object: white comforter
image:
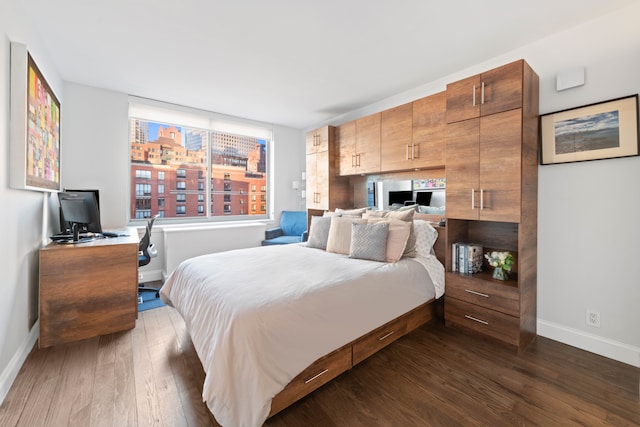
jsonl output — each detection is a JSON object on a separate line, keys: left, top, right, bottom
{"left": 160, "top": 243, "right": 444, "bottom": 427}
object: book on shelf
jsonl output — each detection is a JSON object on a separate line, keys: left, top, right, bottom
{"left": 452, "top": 242, "right": 483, "bottom": 274}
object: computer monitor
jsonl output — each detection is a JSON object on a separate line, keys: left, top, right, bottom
{"left": 415, "top": 191, "right": 433, "bottom": 206}
{"left": 58, "top": 190, "right": 102, "bottom": 242}
{"left": 388, "top": 190, "right": 413, "bottom": 206}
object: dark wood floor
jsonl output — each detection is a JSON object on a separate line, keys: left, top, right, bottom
{"left": 0, "top": 305, "right": 638, "bottom": 426}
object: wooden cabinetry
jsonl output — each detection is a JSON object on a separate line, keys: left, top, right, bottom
{"left": 379, "top": 92, "right": 446, "bottom": 173}
{"left": 39, "top": 230, "right": 139, "bottom": 348}
{"left": 444, "top": 59, "right": 539, "bottom": 352}
{"left": 446, "top": 60, "right": 524, "bottom": 124}
{"left": 306, "top": 126, "right": 349, "bottom": 211}
{"left": 337, "top": 113, "right": 381, "bottom": 175}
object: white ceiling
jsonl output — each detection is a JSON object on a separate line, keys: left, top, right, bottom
{"left": 18, "top": 0, "right": 636, "bottom": 129}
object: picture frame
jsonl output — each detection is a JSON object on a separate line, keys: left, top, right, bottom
{"left": 540, "top": 94, "right": 639, "bottom": 165}
{"left": 10, "top": 42, "right": 61, "bottom": 192}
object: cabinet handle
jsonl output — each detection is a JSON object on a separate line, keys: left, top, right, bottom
{"left": 480, "top": 189, "right": 484, "bottom": 210}
{"left": 378, "top": 331, "right": 394, "bottom": 341}
{"left": 481, "top": 82, "right": 485, "bottom": 105}
{"left": 472, "top": 84, "right": 476, "bottom": 106}
{"left": 465, "top": 315, "right": 488, "bottom": 325}
{"left": 406, "top": 145, "right": 410, "bottom": 160}
{"left": 351, "top": 154, "right": 356, "bottom": 167}
{"left": 471, "top": 189, "right": 475, "bottom": 210}
{"left": 357, "top": 154, "right": 361, "bottom": 167}
{"left": 465, "top": 289, "right": 489, "bottom": 298}
{"left": 412, "top": 144, "right": 418, "bottom": 159}
{"left": 304, "top": 368, "right": 329, "bottom": 384}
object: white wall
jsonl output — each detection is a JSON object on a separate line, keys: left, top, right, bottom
{"left": 0, "top": 0, "right": 66, "bottom": 402}
{"left": 313, "top": 4, "right": 640, "bottom": 366}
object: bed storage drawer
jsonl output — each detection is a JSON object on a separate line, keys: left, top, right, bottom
{"left": 269, "top": 345, "right": 352, "bottom": 416}
{"left": 446, "top": 273, "right": 519, "bottom": 317}
{"left": 445, "top": 298, "right": 519, "bottom": 347}
{"left": 353, "top": 317, "right": 407, "bottom": 365}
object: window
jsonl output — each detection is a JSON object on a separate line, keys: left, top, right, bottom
{"left": 129, "top": 101, "right": 271, "bottom": 222}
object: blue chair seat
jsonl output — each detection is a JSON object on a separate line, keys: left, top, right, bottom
{"left": 262, "top": 210, "right": 307, "bottom": 246}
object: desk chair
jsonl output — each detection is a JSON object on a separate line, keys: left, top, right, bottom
{"left": 138, "top": 215, "right": 160, "bottom": 297}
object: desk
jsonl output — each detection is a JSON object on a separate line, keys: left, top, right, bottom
{"left": 39, "top": 228, "right": 139, "bottom": 348}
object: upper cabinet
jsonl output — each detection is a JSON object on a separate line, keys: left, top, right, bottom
{"left": 446, "top": 60, "right": 524, "bottom": 124}
{"left": 411, "top": 91, "right": 446, "bottom": 169}
{"left": 306, "top": 126, "right": 349, "bottom": 211}
{"left": 445, "top": 59, "right": 537, "bottom": 223}
{"left": 337, "top": 113, "right": 381, "bottom": 175}
{"left": 379, "top": 92, "right": 447, "bottom": 173}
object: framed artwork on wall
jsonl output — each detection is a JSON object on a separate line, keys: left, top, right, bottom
{"left": 540, "top": 94, "right": 639, "bottom": 165}
{"left": 10, "top": 42, "right": 61, "bottom": 192}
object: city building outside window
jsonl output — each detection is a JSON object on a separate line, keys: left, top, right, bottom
{"left": 130, "top": 103, "right": 270, "bottom": 221}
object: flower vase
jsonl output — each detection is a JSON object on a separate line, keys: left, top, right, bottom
{"left": 492, "top": 267, "right": 508, "bottom": 281}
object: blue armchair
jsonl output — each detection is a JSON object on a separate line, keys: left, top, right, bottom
{"left": 262, "top": 210, "right": 308, "bottom": 245}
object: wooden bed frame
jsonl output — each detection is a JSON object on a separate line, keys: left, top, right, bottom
{"left": 268, "top": 220, "right": 446, "bottom": 417}
{"left": 200, "top": 219, "right": 445, "bottom": 424}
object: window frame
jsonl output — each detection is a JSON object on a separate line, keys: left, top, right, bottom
{"left": 129, "top": 99, "right": 272, "bottom": 225}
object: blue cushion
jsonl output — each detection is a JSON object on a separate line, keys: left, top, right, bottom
{"left": 262, "top": 235, "right": 302, "bottom": 245}
{"left": 279, "top": 211, "right": 307, "bottom": 237}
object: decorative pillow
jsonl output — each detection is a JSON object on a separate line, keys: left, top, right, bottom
{"left": 306, "top": 216, "right": 332, "bottom": 250}
{"left": 367, "top": 218, "right": 412, "bottom": 262}
{"left": 334, "top": 207, "right": 369, "bottom": 217}
{"left": 363, "top": 209, "right": 416, "bottom": 257}
{"left": 349, "top": 222, "right": 389, "bottom": 262}
{"left": 326, "top": 216, "right": 367, "bottom": 255}
{"left": 413, "top": 220, "right": 439, "bottom": 257}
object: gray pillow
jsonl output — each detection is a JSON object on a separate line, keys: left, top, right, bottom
{"left": 349, "top": 222, "right": 389, "bottom": 262}
{"left": 307, "top": 216, "right": 331, "bottom": 249}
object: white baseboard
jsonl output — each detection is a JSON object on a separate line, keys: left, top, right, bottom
{"left": 537, "top": 319, "right": 640, "bottom": 368}
{"left": 139, "top": 268, "right": 164, "bottom": 283}
{"left": 0, "top": 321, "right": 39, "bottom": 405}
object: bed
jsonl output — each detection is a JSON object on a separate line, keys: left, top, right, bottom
{"left": 160, "top": 215, "right": 445, "bottom": 427}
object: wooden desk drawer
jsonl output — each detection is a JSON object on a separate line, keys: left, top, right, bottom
{"left": 270, "top": 345, "right": 352, "bottom": 416}
{"left": 446, "top": 273, "right": 519, "bottom": 316}
{"left": 353, "top": 316, "right": 407, "bottom": 365}
{"left": 445, "top": 298, "right": 519, "bottom": 347}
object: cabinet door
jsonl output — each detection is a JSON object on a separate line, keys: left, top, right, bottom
{"left": 446, "top": 74, "right": 481, "bottom": 124}
{"left": 355, "top": 113, "right": 381, "bottom": 174}
{"left": 305, "top": 153, "right": 318, "bottom": 209}
{"left": 380, "top": 103, "right": 413, "bottom": 172}
{"left": 479, "top": 109, "right": 522, "bottom": 222}
{"left": 306, "top": 127, "right": 330, "bottom": 155}
{"left": 445, "top": 118, "right": 480, "bottom": 220}
{"left": 315, "top": 150, "right": 330, "bottom": 210}
{"left": 480, "top": 60, "right": 523, "bottom": 117}
{"left": 412, "top": 92, "right": 446, "bottom": 169}
{"left": 336, "top": 121, "right": 357, "bottom": 176}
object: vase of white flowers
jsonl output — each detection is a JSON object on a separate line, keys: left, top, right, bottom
{"left": 484, "top": 251, "right": 514, "bottom": 281}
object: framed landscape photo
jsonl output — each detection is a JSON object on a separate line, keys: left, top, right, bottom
{"left": 540, "top": 95, "right": 639, "bottom": 165}
{"left": 10, "top": 42, "right": 61, "bottom": 191}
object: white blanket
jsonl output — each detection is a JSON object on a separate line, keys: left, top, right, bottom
{"left": 161, "top": 243, "right": 443, "bottom": 427}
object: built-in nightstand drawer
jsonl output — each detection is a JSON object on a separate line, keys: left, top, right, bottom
{"left": 446, "top": 272, "right": 519, "bottom": 317}
{"left": 445, "top": 298, "right": 519, "bottom": 347}
{"left": 353, "top": 316, "right": 407, "bottom": 365}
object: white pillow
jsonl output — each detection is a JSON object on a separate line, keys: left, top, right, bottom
{"left": 326, "top": 216, "right": 367, "bottom": 255}
{"left": 413, "top": 220, "right": 439, "bottom": 257}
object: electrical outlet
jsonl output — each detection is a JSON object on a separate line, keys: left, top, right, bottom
{"left": 586, "top": 309, "right": 601, "bottom": 328}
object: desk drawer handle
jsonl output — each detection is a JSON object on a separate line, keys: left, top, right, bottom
{"left": 304, "top": 368, "right": 328, "bottom": 384}
{"left": 465, "top": 315, "right": 488, "bottom": 325}
{"left": 378, "top": 331, "right": 395, "bottom": 341}
{"left": 465, "top": 289, "right": 489, "bottom": 298}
